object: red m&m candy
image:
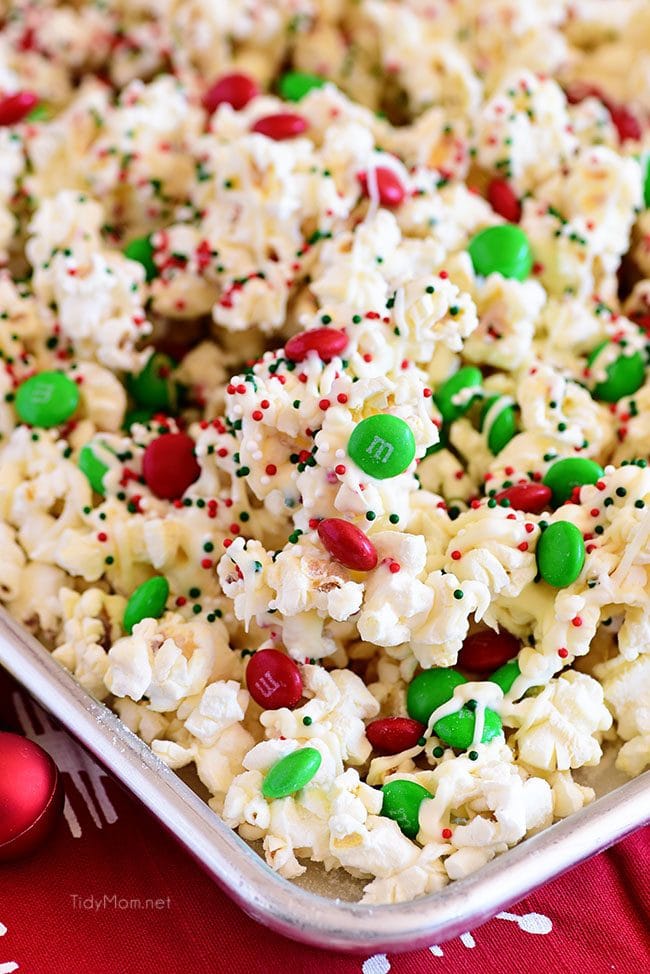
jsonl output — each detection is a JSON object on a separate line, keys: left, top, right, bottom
{"left": 246, "top": 649, "right": 303, "bottom": 709}
{"left": 366, "top": 717, "right": 426, "bottom": 754}
{"left": 0, "top": 732, "right": 64, "bottom": 862}
{"left": 317, "top": 518, "right": 378, "bottom": 571}
{"left": 202, "top": 73, "right": 259, "bottom": 113}
{"left": 357, "top": 167, "right": 406, "bottom": 208}
{"left": 0, "top": 91, "right": 38, "bottom": 126}
{"left": 495, "top": 483, "right": 552, "bottom": 514}
{"left": 487, "top": 178, "right": 521, "bottom": 223}
{"left": 607, "top": 103, "right": 642, "bottom": 143}
{"left": 457, "top": 628, "right": 520, "bottom": 675}
{"left": 251, "top": 113, "right": 308, "bottom": 140}
{"left": 142, "top": 432, "right": 201, "bottom": 500}
{"left": 285, "top": 328, "right": 348, "bottom": 363}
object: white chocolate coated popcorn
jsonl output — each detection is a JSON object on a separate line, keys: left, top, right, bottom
{"left": 0, "top": 0, "right": 648, "bottom": 906}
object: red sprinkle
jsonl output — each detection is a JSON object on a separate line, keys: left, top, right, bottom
{"left": 495, "top": 483, "right": 552, "bottom": 514}
{"left": 202, "top": 73, "right": 259, "bottom": 113}
{"left": 357, "top": 167, "right": 406, "bottom": 208}
{"left": 0, "top": 90, "right": 38, "bottom": 126}
{"left": 487, "top": 178, "right": 522, "bottom": 223}
{"left": 558, "top": 648, "right": 569, "bottom": 659}
{"left": 142, "top": 433, "right": 201, "bottom": 500}
{"left": 458, "top": 628, "right": 520, "bottom": 675}
{"left": 265, "top": 464, "right": 277, "bottom": 476}
{"left": 441, "top": 828, "right": 453, "bottom": 840}
{"left": 366, "top": 717, "right": 426, "bottom": 755}
{"left": 246, "top": 649, "right": 303, "bottom": 710}
{"left": 285, "top": 328, "right": 348, "bottom": 363}
{"left": 317, "top": 518, "right": 378, "bottom": 572}
{"left": 251, "top": 112, "right": 308, "bottom": 140}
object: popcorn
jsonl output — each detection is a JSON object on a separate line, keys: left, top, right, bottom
{"left": 52, "top": 587, "right": 126, "bottom": 699}
{"left": 474, "top": 71, "right": 577, "bottom": 194}
{"left": 504, "top": 671, "right": 613, "bottom": 771}
{"left": 104, "top": 614, "right": 224, "bottom": 712}
{"left": 595, "top": 653, "right": 650, "bottom": 775}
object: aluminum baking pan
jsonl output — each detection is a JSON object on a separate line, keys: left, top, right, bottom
{"left": 0, "top": 606, "right": 647, "bottom": 954}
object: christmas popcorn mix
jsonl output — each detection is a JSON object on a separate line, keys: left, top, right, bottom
{"left": 1, "top": 0, "right": 650, "bottom": 904}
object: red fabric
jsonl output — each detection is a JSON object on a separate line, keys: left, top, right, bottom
{"left": 0, "top": 668, "right": 648, "bottom": 974}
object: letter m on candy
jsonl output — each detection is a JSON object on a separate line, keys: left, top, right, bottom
{"left": 366, "top": 436, "right": 394, "bottom": 463}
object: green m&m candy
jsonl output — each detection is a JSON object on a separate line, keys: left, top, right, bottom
{"left": 635, "top": 154, "right": 650, "bottom": 208}
{"left": 480, "top": 395, "right": 517, "bottom": 455}
{"left": 15, "top": 371, "right": 79, "bottom": 428}
{"left": 26, "top": 103, "right": 50, "bottom": 122}
{"left": 123, "top": 576, "right": 170, "bottom": 633}
{"left": 407, "top": 668, "right": 467, "bottom": 725}
{"left": 381, "top": 779, "right": 433, "bottom": 839}
{"left": 543, "top": 456, "right": 604, "bottom": 505}
{"left": 279, "top": 71, "right": 326, "bottom": 101}
{"left": 434, "top": 366, "right": 483, "bottom": 425}
{"left": 78, "top": 442, "right": 111, "bottom": 495}
{"left": 467, "top": 224, "right": 533, "bottom": 281}
{"left": 489, "top": 659, "right": 521, "bottom": 695}
{"left": 347, "top": 414, "right": 416, "bottom": 479}
{"left": 262, "top": 747, "right": 322, "bottom": 799}
{"left": 536, "top": 520, "right": 585, "bottom": 588}
{"left": 587, "top": 341, "right": 645, "bottom": 402}
{"left": 434, "top": 706, "right": 502, "bottom": 751}
{"left": 123, "top": 235, "right": 157, "bottom": 282}
{"left": 127, "top": 352, "right": 178, "bottom": 411}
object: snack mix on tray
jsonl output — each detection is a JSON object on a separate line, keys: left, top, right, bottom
{"left": 1, "top": 0, "right": 650, "bottom": 903}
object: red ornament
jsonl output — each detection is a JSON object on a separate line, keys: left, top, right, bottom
{"left": 487, "top": 178, "right": 521, "bottom": 223}
{"left": 457, "top": 628, "right": 520, "bottom": 675}
{"left": 285, "top": 328, "right": 348, "bottom": 363}
{"left": 0, "top": 91, "right": 38, "bottom": 127}
{"left": 357, "top": 167, "right": 406, "bottom": 207}
{"left": 142, "top": 432, "right": 201, "bottom": 500}
{"left": 366, "top": 717, "right": 426, "bottom": 754}
{"left": 246, "top": 649, "right": 303, "bottom": 709}
{"left": 495, "top": 483, "right": 552, "bottom": 514}
{"left": 202, "top": 73, "right": 259, "bottom": 114}
{"left": 0, "top": 732, "right": 64, "bottom": 861}
{"left": 251, "top": 113, "right": 308, "bottom": 140}
{"left": 317, "top": 518, "right": 378, "bottom": 571}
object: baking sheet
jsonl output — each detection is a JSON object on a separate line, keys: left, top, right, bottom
{"left": 0, "top": 606, "right": 648, "bottom": 953}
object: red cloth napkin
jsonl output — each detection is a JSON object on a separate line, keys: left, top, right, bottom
{"left": 0, "top": 668, "right": 648, "bottom": 974}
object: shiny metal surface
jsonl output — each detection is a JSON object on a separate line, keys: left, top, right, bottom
{"left": 0, "top": 605, "right": 648, "bottom": 954}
